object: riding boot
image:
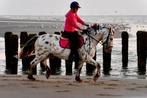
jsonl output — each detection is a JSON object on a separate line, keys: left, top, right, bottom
{"left": 68, "top": 50, "right": 74, "bottom": 62}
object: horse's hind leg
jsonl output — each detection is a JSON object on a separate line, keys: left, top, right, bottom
{"left": 41, "top": 59, "right": 51, "bottom": 79}
{"left": 28, "top": 57, "right": 40, "bottom": 80}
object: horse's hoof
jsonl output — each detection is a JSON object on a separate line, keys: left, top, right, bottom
{"left": 90, "top": 80, "right": 96, "bottom": 84}
{"left": 46, "top": 68, "right": 51, "bottom": 79}
{"left": 46, "top": 71, "right": 50, "bottom": 79}
{"left": 93, "top": 73, "right": 100, "bottom": 82}
{"left": 75, "top": 76, "right": 83, "bottom": 83}
{"left": 27, "top": 75, "right": 36, "bottom": 81}
{"left": 93, "top": 78, "right": 97, "bottom": 83}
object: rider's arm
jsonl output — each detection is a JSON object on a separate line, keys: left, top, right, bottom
{"left": 70, "top": 14, "right": 82, "bottom": 30}
{"left": 76, "top": 15, "right": 89, "bottom": 27}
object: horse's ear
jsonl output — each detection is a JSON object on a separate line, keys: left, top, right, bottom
{"left": 109, "top": 27, "right": 115, "bottom": 35}
{"left": 92, "top": 23, "right": 100, "bottom": 30}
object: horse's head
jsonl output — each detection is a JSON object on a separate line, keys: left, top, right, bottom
{"left": 101, "top": 27, "right": 114, "bottom": 53}
{"left": 83, "top": 24, "right": 114, "bottom": 53}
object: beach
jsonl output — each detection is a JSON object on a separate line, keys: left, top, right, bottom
{"left": 0, "top": 75, "right": 147, "bottom": 98}
{"left": 0, "top": 15, "right": 147, "bottom": 98}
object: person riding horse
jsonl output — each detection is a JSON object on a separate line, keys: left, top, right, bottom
{"left": 63, "top": 1, "right": 89, "bottom": 62}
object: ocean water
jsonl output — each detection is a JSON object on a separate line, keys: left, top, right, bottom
{"left": 0, "top": 37, "right": 141, "bottom": 78}
{"left": 0, "top": 15, "right": 147, "bottom": 79}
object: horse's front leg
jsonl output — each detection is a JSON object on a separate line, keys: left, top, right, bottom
{"left": 86, "top": 56, "right": 101, "bottom": 82}
{"left": 75, "top": 61, "right": 84, "bottom": 82}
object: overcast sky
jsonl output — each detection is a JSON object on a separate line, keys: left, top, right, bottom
{"left": 0, "top": 0, "right": 147, "bottom": 15}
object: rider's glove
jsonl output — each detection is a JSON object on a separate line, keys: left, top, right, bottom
{"left": 84, "top": 23, "right": 89, "bottom": 27}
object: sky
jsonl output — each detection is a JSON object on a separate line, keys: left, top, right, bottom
{"left": 0, "top": 0, "right": 147, "bottom": 15}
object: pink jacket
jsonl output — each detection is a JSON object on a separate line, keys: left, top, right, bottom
{"left": 64, "top": 10, "right": 85, "bottom": 32}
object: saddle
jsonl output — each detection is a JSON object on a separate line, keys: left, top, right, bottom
{"left": 59, "top": 34, "right": 84, "bottom": 49}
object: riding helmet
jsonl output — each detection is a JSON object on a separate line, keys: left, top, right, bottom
{"left": 70, "top": 1, "right": 81, "bottom": 9}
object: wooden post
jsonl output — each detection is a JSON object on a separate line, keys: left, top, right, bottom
{"left": 10, "top": 34, "right": 18, "bottom": 74}
{"left": 65, "top": 60, "right": 73, "bottom": 75}
{"left": 137, "top": 31, "right": 147, "bottom": 75}
{"left": 5, "top": 32, "right": 18, "bottom": 74}
{"left": 103, "top": 47, "right": 111, "bottom": 75}
{"left": 5, "top": 32, "right": 12, "bottom": 72}
{"left": 49, "top": 57, "right": 61, "bottom": 75}
{"left": 20, "top": 33, "right": 37, "bottom": 74}
{"left": 20, "top": 31, "right": 29, "bottom": 72}
{"left": 121, "top": 31, "right": 129, "bottom": 68}
{"left": 48, "top": 31, "right": 61, "bottom": 75}
{"left": 38, "top": 31, "right": 47, "bottom": 72}
{"left": 28, "top": 34, "right": 37, "bottom": 74}
{"left": 86, "top": 52, "right": 96, "bottom": 75}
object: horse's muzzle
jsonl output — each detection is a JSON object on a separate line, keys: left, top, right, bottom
{"left": 104, "top": 46, "right": 113, "bottom": 53}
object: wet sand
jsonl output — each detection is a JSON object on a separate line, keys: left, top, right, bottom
{"left": 0, "top": 75, "right": 147, "bottom": 98}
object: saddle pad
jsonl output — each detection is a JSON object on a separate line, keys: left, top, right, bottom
{"left": 59, "top": 35, "right": 84, "bottom": 49}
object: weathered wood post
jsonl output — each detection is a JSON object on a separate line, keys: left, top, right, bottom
{"left": 20, "top": 33, "right": 37, "bottom": 74}
{"left": 28, "top": 34, "right": 37, "bottom": 74}
{"left": 38, "top": 31, "right": 47, "bottom": 72}
{"left": 5, "top": 32, "right": 12, "bottom": 72}
{"left": 65, "top": 60, "right": 73, "bottom": 75}
{"left": 10, "top": 34, "right": 18, "bottom": 74}
{"left": 121, "top": 31, "right": 129, "bottom": 68}
{"left": 5, "top": 32, "right": 18, "bottom": 74}
{"left": 49, "top": 31, "right": 61, "bottom": 75}
{"left": 50, "top": 57, "right": 61, "bottom": 75}
{"left": 103, "top": 47, "right": 111, "bottom": 75}
{"left": 137, "top": 31, "right": 147, "bottom": 75}
{"left": 86, "top": 52, "right": 96, "bottom": 75}
{"left": 20, "top": 31, "right": 29, "bottom": 72}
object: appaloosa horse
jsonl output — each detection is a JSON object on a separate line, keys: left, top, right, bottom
{"left": 19, "top": 24, "right": 114, "bottom": 82}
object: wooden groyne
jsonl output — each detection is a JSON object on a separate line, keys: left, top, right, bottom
{"left": 137, "top": 31, "right": 147, "bottom": 75}
{"left": 4, "top": 31, "right": 147, "bottom": 75}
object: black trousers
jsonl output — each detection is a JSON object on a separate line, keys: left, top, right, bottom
{"left": 63, "top": 31, "right": 80, "bottom": 62}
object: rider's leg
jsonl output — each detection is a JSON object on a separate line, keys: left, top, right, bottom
{"left": 67, "top": 32, "right": 80, "bottom": 62}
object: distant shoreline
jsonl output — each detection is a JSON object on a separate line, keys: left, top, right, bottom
{"left": 1, "top": 15, "right": 147, "bottom": 37}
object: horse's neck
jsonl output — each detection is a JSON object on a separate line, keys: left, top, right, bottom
{"left": 87, "top": 31, "right": 103, "bottom": 46}
{"left": 83, "top": 35, "right": 97, "bottom": 51}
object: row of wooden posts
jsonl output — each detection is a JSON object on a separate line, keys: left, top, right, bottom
{"left": 4, "top": 31, "right": 147, "bottom": 75}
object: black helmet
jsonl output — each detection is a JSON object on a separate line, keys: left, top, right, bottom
{"left": 70, "top": 1, "right": 81, "bottom": 9}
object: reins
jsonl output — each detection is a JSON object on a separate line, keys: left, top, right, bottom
{"left": 86, "top": 32, "right": 99, "bottom": 43}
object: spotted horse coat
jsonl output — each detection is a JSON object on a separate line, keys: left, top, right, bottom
{"left": 19, "top": 25, "right": 114, "bottom": 82}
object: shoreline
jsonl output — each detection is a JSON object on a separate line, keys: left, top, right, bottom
{"left": 0, "top": 18, "right": 131, "bottom": 38}
{"left": 0, "top": 75, "right": 147, "bottom": 98}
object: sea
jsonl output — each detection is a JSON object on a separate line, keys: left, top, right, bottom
{"left": 0, "top": 15, "right": 147, "bottom": 79}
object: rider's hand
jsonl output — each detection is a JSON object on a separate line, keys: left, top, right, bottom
{"left": 81, "top": 29, "right": 88, "bottom": 34}
{"left": 84, "top": 23, "right": 89, "bottom": 27}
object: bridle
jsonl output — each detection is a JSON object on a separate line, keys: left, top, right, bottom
{"left": 102, "top": 27, "right": 111, "bottom": 48}
{"left": 86, "top": 31, "right": 99, "bottom": 43}
{"left": 85, "top": 26, "right": 112, "bottom": 46}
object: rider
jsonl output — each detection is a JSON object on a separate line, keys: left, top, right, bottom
{"left": 64, "top": 1, "right": 89, "bottom": 62}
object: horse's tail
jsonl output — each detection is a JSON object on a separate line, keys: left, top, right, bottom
{"left": 19, "top": 35, "right": 38, "bottom": 59}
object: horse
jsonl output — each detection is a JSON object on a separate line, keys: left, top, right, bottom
{"left": 19, "top": 24, "right": 114, "bottom": 82}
